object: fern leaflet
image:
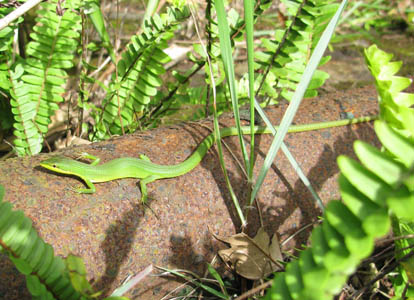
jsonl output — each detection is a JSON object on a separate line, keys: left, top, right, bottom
{"left": 264, "top": 44, "right": 414, "bottom": 300}
{"left": 255, "top": 0, "right": 336, "bottom": 104}
{"left": 9, "top": 0, "right": 81, "bottom": 155}
{"left": 98, "top": 7, "right": 190, "bottom": 136}
{"left": 264, "top": 119, "right": 413, "bottom": 300}
{"left": 0, "top": 184, "right": 131, "bottom": 299}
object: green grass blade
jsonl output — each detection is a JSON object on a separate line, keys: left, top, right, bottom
{"left": 207, "top": 264, "right": 230, "bottom": 298}
{"left": 157, "top": 267, "right": 229, "bottom": 299}
{"left": 214, "top": 0, "right": 249, "bottom": 169}
{"left": 244, "top": 0, "right": 255, "bottom": 179}
{"left": 190, "top": 2, "right": 246, "bottom": 226}
{"left": 111, "top": 265, "right": 153, "bottom": 296}
{"left": 249, "top": 0, "right": 349, "bottom": 206}
{"left": 86, "top": 0, "right": 116, "bottom": 63}
{"left": 254, "top": 102, "right": 324, "bottom": 211}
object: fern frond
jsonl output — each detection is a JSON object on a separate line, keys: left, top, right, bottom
{"left": 264, "top": 120, "right": 414, "bottom": 300}
{"left": 364, "top": 44, "right": 414, "bottom": 138}
{"left": 364, "top": 44, "right": 414, "bottom": 296}
{"left": 264, "top": 44, "right": 414, "bottom": 300}
{"left": 0, "top": 184, "right": 132, "bottom": 299}
{"left": 0, "top": 187, "right": 88, "bottom": 299}
{"left": 9, "top": 68, "right": 43, "bottom": 154}
{"left": 149, "top": 0, "right": 273, "bottom": 122}
{"left": 0, "top": 6, "right": 23, "bottom": 132}
{"left": 255, "top": 0, "right": 336, "bottom": 103}
{"left": 0, "top": 7, "right": 15, "bottom": 58}
{"left": 10, "top": 0, "right": 81, "bottom": 155}
{"left": 99, "top": 6, "right": 190, "bottom": 135}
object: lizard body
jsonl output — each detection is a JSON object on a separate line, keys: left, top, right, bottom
{"left": 39, "top": 116, "right": 376, "bottom": 202}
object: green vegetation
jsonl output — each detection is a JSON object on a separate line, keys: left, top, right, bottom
{"left": 0, "top": 0, "right": 413, "bottom": 299}
{"left": 0, "top": 185, "right": 130, "bottom": 299}
{"left": 264, "top": 44, "right": 414, "bottom": 300}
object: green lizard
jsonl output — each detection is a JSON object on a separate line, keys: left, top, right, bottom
{"left": 39, "top": 116, "right": 376, "bottom": 203}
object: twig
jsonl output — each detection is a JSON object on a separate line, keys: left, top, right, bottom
{"left": 350, "top": 250, "right": 414, "bottom": 299}
{"left": 234, "top": 280, "right": 273, "bottom": 300}
{"left": 0, "top": 0, "right": 43, "bottom": 31}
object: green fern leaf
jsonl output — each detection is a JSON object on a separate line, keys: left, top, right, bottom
{"left": 0, "top": 6, "right": 23, "bottom": 132}
{"left": 365, "top": 44, "right": 414, "bottom": 138}
{"left": 0, "top": 186, "right": 88, "bottom": 299}
{"left": 99, "top": 7, "right": 190, "bottom": 135}
{"left": 338, "top": 175, "right": 390, "bottom": 237}
{"left": 255, "top": 0, "right": 335, "bottom": 103}
{"left": 264, "top": 44, "right": 414, "bottom": 300}
{"left": 9, "top": 0, "right": 81, "bottom": 155}
{"left": 265, "top": 121, "right": 414, "bottom": 299}
{"left": 9, "top": 69, "right": 43, "bottom": 155}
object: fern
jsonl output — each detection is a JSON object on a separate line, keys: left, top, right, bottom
{"left": 155, "top": 0, "right": 274, "bottom": 123}
{"left": 0, "top": 185, "right": 89, "bottom": 300}
{"left": 264, "top": 45, "right": 414, "bottom": 299}
{"left": 8, "top": 0, "right": 81, "bottom": 156}
{"left": 364, "top": 44, "right": 414, "bottom": 297}
{"left": 0, "top": 5, "right": 19, "bottom": 132}
{"left": 97, "top": 7, "right": 190, "bottom": 137}
{"left": 264, "top": 120, "right": 413, "bottom": 300}
{"left": 0, "top": 5, "right": 15, "bottom": 75}
{"left": 364, "top": 44, "right": 414, "bottom": 139}
{"left": 0, "top": 184, "right": 130, "bottom": 299}
{"left": 254, "top": 0, "right": 336, "bottom": 104}
{"left": 154, "top": 0, "right": 334, "bottom": 122}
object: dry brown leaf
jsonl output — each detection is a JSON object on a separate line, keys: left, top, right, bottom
{"left": 216, "top": 227, "right": 283, "bottom": 280}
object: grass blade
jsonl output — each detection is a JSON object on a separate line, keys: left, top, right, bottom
{"left": 157, "top": 267, "right": 229, "bottom": 299}
{"left": 253, "top": 102, "right": 324, "bottom": 211}
{"left": 86, "top": 0, "right": 116, "bottom": 63}
{"left": 190, "top": 3, "right": 246, "bottom": 226}
{"left": 244, "top": 0, "right": 255, "bottom": 179}
{"left": 249, "top": 0, "right": 349, "bottom": 206}
{"left": 207, "top": 264, "right": 230, "bottom": 298}
{"left": 214, "top": 0, "right": 249, "bottom": 170}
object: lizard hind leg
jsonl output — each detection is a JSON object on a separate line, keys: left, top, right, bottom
{"left": 139, "top": 175, "right": 160, "bottom": 204}
{"left": 139, "top": 154, "right": 152, "bottom": 162}
{"left": 77, "top": 152, "right": 101, "bottom": 166}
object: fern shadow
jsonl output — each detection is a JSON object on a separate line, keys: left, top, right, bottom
{"left": 165, "top": 230, "right": 240, "bottom": 294}
{"left": 168, "top": 233, "right": 209, "bottom": 274}
{"left": 92, "top": 201, "right": 145, "bottom": 296}
{"left": 172, "top": 121, "right": 377, "bottom": 252}
{"left": 0, "top": 253, "right": 32, "bottom": 299}
{"left": 260, "top": 123, "right": 378, "bottom": 251}
{"left": 180, "top": 121, "right": 266, "bottom": 231}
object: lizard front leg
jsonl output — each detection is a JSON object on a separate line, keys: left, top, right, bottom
{"left": 139, "top": 175, "right": 161, "bottom": 204}
{"left": 73, "top": 176, "right": 96, "bottom": 194}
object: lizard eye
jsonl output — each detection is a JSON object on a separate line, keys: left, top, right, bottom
{"left": 53, "top": 164, "right": 57, "bottom": 168}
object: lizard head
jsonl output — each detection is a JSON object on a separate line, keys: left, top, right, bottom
{"left": 39, "top": 155, "right": 81, "bottom": 175}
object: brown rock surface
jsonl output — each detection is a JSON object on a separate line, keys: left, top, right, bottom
{"left": 0, "top": 86, "right": 379, "bottom": 299}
